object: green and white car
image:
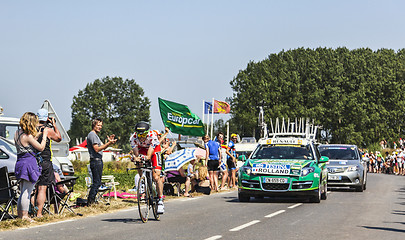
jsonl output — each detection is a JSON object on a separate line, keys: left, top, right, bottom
{"left": 238, "top": 137, "right": 329, "bottom": 203}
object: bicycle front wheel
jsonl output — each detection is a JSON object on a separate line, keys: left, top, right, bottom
{"left": 137, "top": 175, "right": 150, "bottom": 223}
{"left": 151, "top": 181, "right": 160, "bottom": 221}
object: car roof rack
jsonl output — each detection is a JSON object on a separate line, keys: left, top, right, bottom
{"left": 267, "top": 118, "right": 320, "bottom": 142}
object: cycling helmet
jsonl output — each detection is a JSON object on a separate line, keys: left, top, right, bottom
{"left": 135, "top": 121, "right": 150, "bottom": 135}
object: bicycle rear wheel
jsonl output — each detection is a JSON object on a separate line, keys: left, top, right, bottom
{"left": 151, "top": 181, "right": 160, "bottom": 221}
{"left": 137, "top": 175, "right": 150, "bottom": 223}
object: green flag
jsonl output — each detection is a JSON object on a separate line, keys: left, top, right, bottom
{"left": 158, "top": 98, "right": 205, "bottom": 136}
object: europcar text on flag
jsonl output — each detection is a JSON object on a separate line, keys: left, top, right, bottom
{"left": 159, "top": 98, "right": 205, "bottom": 136}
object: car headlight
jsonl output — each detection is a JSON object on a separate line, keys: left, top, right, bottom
{"left": 301, "top": 167, "right": 315, "bottom": 176}
{"left": 241, "top": 165, "right": 252, "bottom": 175}
{"left": 347, "top": 166, "right": 359, "bottom": 172}
{"left": 61, "top": 163, "right": 70, "bottom": 172}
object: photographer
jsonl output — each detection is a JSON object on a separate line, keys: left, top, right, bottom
{"left": 35, "top": 108, "right": 62, "bottom": 217}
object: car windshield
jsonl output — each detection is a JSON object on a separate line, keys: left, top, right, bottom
{"left": 318, "top": 146, "right": 358, "bottom": 160}
{"left": 0, "top": 137, "right": 17, "bottom": 154}
{"left": 251, "top": 145, "right": 314, "bottom": 160}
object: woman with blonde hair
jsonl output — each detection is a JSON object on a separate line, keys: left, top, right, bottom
{"left": 14, "top": 112, "right": 48, "bottom": 222}
{"left": 194, "top": 166, "right": 211, "bottom": 195}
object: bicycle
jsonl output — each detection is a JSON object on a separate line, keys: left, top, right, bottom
{"left": 134, "top": 160, "right": 161, "bottom": 223}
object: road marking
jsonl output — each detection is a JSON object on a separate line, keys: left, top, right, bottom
{"left": 288, "top": 203, "right": 303, "bottom": 209}
{"left": 265, "top": 210, "right": 286, "bottom": 218}
{"left": 17, "top": 219, "right": 75, "bottom": 230}
{"left": 205, "top": 235, "right": 222, "bottom": 240}
{"left": 181, "top": 197, "right": 201, "bottom": 201}
{"left": 229, "top": 220, "right": 260, "bottom": 232}
{"left": 120, "top": 207, "right": 137, "bottom": 212}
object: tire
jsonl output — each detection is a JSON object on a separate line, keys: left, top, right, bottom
{"left": 310, "top": 181, "right": 321, "bottom": 203}
{"left": 238, "top": 192, "right": 250, "bottom": 202}
{"left": 137, "top": 175, "right": 150, "bottom": 223}
{"left": 363, "top": 174, "right": 367, "bottom": 191}
{"left": 321, "top": 182, "right": 327, "bottom": 200}
{"left": 355, "top": 185, "right": 364, "bottom": 192}
{"left": 151, "top": 181, "right": 160, "bottom": 221}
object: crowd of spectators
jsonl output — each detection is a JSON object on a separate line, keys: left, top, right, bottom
{"left": 365, "top": 138, "right": 405, "bottom": 176}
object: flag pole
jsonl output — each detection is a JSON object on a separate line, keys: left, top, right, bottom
{"left": 211, "top": 98, "right": 214, "bottom": 139}
{"left": 202, "top": 100, "right": 205, "bottom": 126}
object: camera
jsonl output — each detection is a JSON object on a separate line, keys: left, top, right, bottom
{"left": 46, "top": 117, "right": 55, "bottom": 128}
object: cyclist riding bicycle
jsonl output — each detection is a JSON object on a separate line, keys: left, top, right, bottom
{"left": 130, "top": 122, "right": 165, "bottom": 214}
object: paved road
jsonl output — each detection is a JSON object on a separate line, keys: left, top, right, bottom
{"left": 1, "top": 173, "right": 404, "bottom": 240}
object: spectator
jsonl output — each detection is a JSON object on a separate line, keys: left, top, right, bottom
{"left": 34, "top": 108, "right": 62, "bottom": 218}
{"left": 166, "top": 168, "right": 192, "bottom": 197}
{"left": 226, "top": 133, "right": 238, "bottom": 189}
{"left": 215, "top": 132, "right": 228, "bottom": 190}
{"left": 203, "top": 135, "right": 221, "bottom": 192}
{"left": 193, "top": 166, "right": 211, "bottom": 195}
{"left": 14, "top": 112, "right": 48, "bottom": 222}
{"left": 87, "top": 118, "right": 117, "bottom": 205}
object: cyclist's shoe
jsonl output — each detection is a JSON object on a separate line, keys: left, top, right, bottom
{"left": 157, "top": 200, "right": 165, "bottom": 214}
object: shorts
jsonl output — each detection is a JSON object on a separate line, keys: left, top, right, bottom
{"left": 139, "top": 145, "right": 162, "bottom": 170}
{"left": 207, "top": 160, "right": 220, "bottom": 171}
{"left": 398, "top": 161, "right": 404, "bottom": 169}
{"left": 37, "top": 160, "right": 55, "bottom": 186}
{"left": 227, "top": 159, "right": 236, "bottom": 170}
{"left": 167, "top": 176, "right": 187, "bottom": 184}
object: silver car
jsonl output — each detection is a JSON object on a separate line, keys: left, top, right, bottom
{"left": 318, "top": 144, "right": 367, "bottom": 192}
{"left": 0, "top": 136, "right": 17, "bottom": 174}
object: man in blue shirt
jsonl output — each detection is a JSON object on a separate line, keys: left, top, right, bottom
{"left": 203, "top": 135, "right": 221, "bottom": 192}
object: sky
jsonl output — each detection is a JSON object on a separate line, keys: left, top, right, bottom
{"left": 1, "top": 1, "right": 405, "bottom": 136}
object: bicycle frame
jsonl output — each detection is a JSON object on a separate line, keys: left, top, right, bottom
{"left": 135, "top": 161, "right": 160, "bottom": 223}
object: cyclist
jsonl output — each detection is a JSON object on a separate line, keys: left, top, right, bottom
{"left": 130, "top": 122, "right": 165, "bottom": 214}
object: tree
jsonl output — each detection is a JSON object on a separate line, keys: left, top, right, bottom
{"left": 229, "top": 47, "right": 405, "bottom": 147}
{"left": 68, "top": 76, "right": 151, "bottom": 152}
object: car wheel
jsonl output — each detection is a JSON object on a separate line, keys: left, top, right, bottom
{"left": 321, "top": 182, "right": 327, "bottom": 200}
{"left": 363, "top": 175, "right": 367, "bottom": 191}
{"left": 310, "top": 182, "right": 321, "bottom": 203}
{"left": 238, "top": 192, "right": 250, "bottom": 202}
{"left": 355, "top": 185, "right": 364, "bottom": 192}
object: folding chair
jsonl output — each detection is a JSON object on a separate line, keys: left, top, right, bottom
{"left": 43, "top": 177, "right": 82, "bottom": 216}
{"left": 0, "top": 166, "right": 18, "bottom": 221}
{"left": 86, "top": 165, "right": 112, "bottom": 204}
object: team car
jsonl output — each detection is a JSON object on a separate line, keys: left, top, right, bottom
{"left": 238, "top": 119, "right": 329, "bottom": 203}
{"left": 318, "top": 144, "right": 367, "bottom": 192}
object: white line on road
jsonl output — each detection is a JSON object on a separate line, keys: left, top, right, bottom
{"left": 288, "top": 203, "right": 303, "bottom": 209}
{"left": 229, "top": 220, "right": 260, "bottom": 232}
{"left": 205, "top": 235, "right": 222, "bottom": 240}
{"left": 265, "top": 210, "right": 286, "bottom": 218}
{"left": 181, "top": 197, "right": 201, "bottom": 201}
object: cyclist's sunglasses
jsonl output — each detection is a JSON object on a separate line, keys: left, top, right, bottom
{"left": 138, "top": 131, "right": 148, "bottom": 138}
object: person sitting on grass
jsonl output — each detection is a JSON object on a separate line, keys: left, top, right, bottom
{"left": 166, "top": 167, "right": 192, "bottom": 197}
{"left": 193, "top": 166, "right": 211, "bottom": 195}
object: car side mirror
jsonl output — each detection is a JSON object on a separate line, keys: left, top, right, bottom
{"left": 238, "top": 155, "right": 247, "bottom": 161}
{"left": 319, "top": 156, "right": 329, "bottom": 163}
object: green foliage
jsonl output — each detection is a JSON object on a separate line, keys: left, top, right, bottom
{"left": 72, "top": 160, "right": 138, "bottom": 191}
{"left": 230, "top": 47, "right": 405, "bottom": 146}
{"left": 68, "top": 76, "right": 151, "bottom": 152}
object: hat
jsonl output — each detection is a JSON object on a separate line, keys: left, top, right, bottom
{"left": 37, "top": 108, "right": 48, "bottom": 122}
{"left": 231, "top": 134, "right": 237, "bottom": 138}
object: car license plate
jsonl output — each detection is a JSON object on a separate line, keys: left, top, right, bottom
{"left": 328, "top": 175, "right": 341, "bottom": 180}
{"left": 264, "top": 177, "right": 288, "bottom": 183}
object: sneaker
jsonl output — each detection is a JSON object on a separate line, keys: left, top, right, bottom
{"left": 157, "top": 200, "right": 165, "bottom": 214}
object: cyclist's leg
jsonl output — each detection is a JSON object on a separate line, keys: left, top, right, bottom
{"left": 152, "top": 169, "right": 163, "bottom": 198}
